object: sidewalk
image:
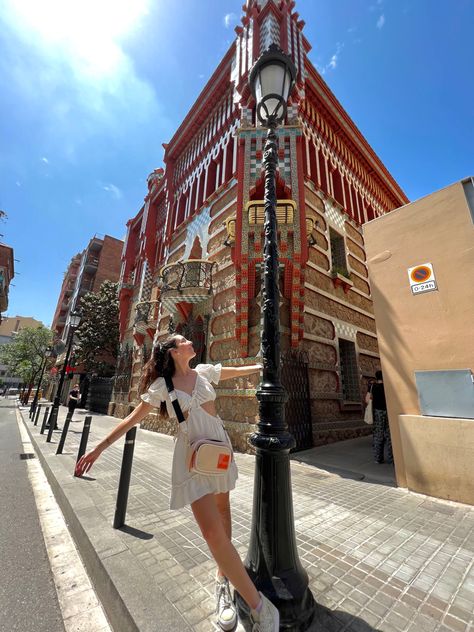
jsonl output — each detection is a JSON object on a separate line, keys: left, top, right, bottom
{"left": 20, "top": 404, "right": 474, "bottom": 632}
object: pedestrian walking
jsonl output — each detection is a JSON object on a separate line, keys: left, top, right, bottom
{"left": 68, "top": 385, "right": 80, "bottom": 416}
{"left": 75, "top": 334, "right": 280, "bottom": 631}
{"left": 365, "top": 370, "right": 393, "bottom": 464}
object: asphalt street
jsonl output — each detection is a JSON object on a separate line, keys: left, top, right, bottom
{"left": 0, "top": 398, "right": 65, "bottom": 632}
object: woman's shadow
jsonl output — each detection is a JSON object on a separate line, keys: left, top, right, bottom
{"left": 307, "top": 603, "right": 381, "bottom": 632}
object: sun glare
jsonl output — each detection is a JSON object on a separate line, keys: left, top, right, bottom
{"left": 6, "top": 0, "right": 149, "bottom": 74}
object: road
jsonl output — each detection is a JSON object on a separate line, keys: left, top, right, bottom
{"left": 0, "top": 398, "right": 65, "bottom": 632}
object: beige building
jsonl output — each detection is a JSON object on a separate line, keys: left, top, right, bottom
{"left": 0, "top": 315, "right": 44, "bottom": 386}
{"left": 0, "top": 315, "right": 43, "bottom": 339}
{"left": 364, "top": 177, "right": 474, "bottom": 505}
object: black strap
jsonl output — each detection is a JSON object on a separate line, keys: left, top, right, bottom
{"left": 164, "top": 375, "right": 186, "bottom": 424}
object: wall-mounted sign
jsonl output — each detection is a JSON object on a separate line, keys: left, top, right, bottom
{"left": 408, "top": 263, "right": 438, "bottom": 295}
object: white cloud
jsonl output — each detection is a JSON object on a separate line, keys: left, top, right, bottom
{"left": 103, "top": 183, "right": 123, "bottom": 199}
{"left": 0, "top": 0, "right": 167, "bottom": 157}
{"left": 41, "top": 156, "right": 49, "bottom": 164}
{"left": 319, "top": 42, "right": 344, "bottom": 75}
{"left": 224, "top": 13, "right": 237, "bottom": 28}
{"left": 377, "top": 14, "right": 386, "bottom": 29}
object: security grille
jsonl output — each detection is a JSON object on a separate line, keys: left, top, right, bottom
{"left": 281, "top": 350, "right": 313, "bottom": 452}
{"left": 330, "top": 228, "right": 348, "bottom": 273}
{"left": 338, "top": 339, "right": 360, "bottom": 402}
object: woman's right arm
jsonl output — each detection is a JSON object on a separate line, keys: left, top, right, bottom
{"left": 75, "top": 401, "right": 154, "bottom": 476}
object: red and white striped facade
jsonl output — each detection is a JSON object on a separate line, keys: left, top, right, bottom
{"left": 112, "top": 0, "right": 408, "bottom": 450}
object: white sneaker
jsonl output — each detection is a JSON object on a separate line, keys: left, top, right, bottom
{"left": 215, "top": 577, "right": 237, "bottom": 631}
{"left": 250, "top": 592, "right": 280, "bottom": 631}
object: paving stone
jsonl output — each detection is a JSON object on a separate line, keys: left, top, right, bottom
{"left": 21, "top": 406, "right": 474, "bottom": 632}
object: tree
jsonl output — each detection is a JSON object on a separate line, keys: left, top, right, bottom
{"left": 75, "top": 280, "right": 119, "bottom": 376}
{"left": 0, "top": 326, "right": 53, "bottom": 399}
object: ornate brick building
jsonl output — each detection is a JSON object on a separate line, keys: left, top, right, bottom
{"left": 110, "top": 0, "right": 408, "bottom": 451}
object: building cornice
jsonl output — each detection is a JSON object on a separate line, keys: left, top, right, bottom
{"left": 304, "top": 60, "right": 408, "bottom": 206}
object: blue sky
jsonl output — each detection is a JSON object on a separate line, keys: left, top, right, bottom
{"left": 0, "top": 0, "right": 472, "bottom": 327}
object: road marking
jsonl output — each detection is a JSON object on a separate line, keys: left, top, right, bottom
{"left": 16, "top": 408, "right": 112, "bottom": 632}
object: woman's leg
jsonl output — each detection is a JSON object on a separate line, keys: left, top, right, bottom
{"left": 372, "top": 409, "right": 384, "bottom": 462}
{"left": 215, "top": 492, "right": 232, "bottom": 579}
{"left": 191, "top": 493, "right": 260, "bottom": 610}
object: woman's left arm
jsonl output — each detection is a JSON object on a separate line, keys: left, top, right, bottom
{"left": 220, "top": 365, "right": 262, "bottom": 381}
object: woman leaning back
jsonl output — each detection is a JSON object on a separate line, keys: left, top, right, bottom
{"left": 75, "top": 334, "right": 280, "bottom": 632}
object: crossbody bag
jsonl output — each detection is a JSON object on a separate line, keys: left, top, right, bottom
{"left": 164, "top": 375, "right": 233, "bottom": 476}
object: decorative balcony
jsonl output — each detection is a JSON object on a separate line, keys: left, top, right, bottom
{"left": 84, "top": 256, "right": 99, "bottom": 273}
{"left": 159, "top": 259, "right": 215, "bottom": 311}
{"left": 247, "top": 199, "right": 296, "bottom": 225}
{"left": 78, "top": 279, "right": 94, "bottom": 295}
{"left": 133, "top": 300, "right": 159, "bottom": 337}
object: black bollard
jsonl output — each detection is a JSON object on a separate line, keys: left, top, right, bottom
{"left": 39, "top": 407, "right": 50, "bottom": 433}
{"left": 113, "top": 426, "right": 137, "bottom": 529}
{"left": 33, "top": 404, "right": 42, "bottom": 426}
{"left": 75, "top": 415, "right": 92, "bottom": 467}
{"left": 46, "top": 407, "right": 59, "bottom": 443}
{"left": 56, "top": 411, "right": 74, "bottom": 455}
{"left": 29, "top": 400, "right": 35, "bottom": 419}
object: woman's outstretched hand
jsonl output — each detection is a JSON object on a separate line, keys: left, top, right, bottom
{"left": 75, "top": 446, "right": 103, "bottom": 477}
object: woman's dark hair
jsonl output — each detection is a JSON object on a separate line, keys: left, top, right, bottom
{"left": 139, "top": 335, "right": 178, "bottom": 419}
{"left": 375, "top": 370, "right": 383, "bottom": 381}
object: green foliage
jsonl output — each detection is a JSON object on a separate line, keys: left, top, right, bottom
{"left": 0, "top": 325, "right": 53, "bottom": 384}
{"left": 75, "top": 280, "right": 119, "bottom": 376}
{"left": 332, "top": 265, "right": 350, "bottom": 279}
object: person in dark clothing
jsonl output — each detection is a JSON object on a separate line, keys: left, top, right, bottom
{"left": 68, "top": 386, "right": 80, "bottom": 416}
{"left": 365, "top": 370, "right": 393, "bottom": 464}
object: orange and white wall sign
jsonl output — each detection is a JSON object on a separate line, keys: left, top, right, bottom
{"left": 407, "top": 262, "right": 438, "bottom": 295}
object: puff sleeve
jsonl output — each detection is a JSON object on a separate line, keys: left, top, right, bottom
{"left": 140, "top": 377, "right": 167, "bottom": 408}
{"left": 195, "top": 363, "right": 222, "bottom": 384}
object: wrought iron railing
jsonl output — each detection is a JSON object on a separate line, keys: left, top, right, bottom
{"left": 133, "top": 300, "right": 159, "bottom": 327}
{"left": 160, "top": 259, "right": 215, "bottom": 294}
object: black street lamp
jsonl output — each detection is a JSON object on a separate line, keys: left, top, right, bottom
{"left": 29, "top": 345, "right": 54, "bottom": 417}
{"left": 47, "top": 311, "right": 81, "bottom": 438}
{"left": 235, "top": 45, "right": 317, "bottom": 629}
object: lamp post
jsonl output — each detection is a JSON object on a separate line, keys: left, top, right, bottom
{"left": 47, "top": 311, "right": 81, "bottom": 434}
{"left": 235, "top": 45, "right": 317, "bottom": 629}
{"left": 30, "top": 345, "right": 54, "bottom": 417}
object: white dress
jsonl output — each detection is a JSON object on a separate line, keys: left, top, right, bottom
{"left": 140, "top": 363, "right": 238, "bottom": 510}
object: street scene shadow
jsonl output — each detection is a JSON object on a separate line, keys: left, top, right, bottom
{"left": 292, "top": 436, "right": 396, "bottom": 487}
{"left": 312, "top": 603, "right": 381, "bottom": 632}
{"left": 118, "top": 524, "right": 154, "bottom": 540}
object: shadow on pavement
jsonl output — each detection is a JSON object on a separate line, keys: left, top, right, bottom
{"left": 118, "top": 524, "right": 154, "bottom": 540}
{"left": 313, "top": 603, "right": 381, "bottom": 631}
{"left": 292, "top": 436, "right": 396, "bottom": 487}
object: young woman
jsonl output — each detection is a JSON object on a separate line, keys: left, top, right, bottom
{"left": 68, "top": 385, "right": 80, "bottom": 415}
{"left": 75, "top": 334, "right": 280, "bottom": 631}
{"left": 365, "top": 369, "right": 393, "bottom": 464}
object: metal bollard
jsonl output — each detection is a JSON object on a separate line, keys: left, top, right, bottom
{"left": 33, "top": 404, "right": 42, "bottom": 426}
{"left": 46, "top": 407, "right": 60, "bottom": 443}
{"left": 56, "top": 411, "right": 73, "bottom": 455}
{"left": 113, "top": 426, "right": 137, "bottom": 529}
{"left": 29, "top": 400, "right": 35, "bottom": 419}
{"left": 39, "top": 407, "right": 50, "bottom": 433}
{"left": 75, "top": 415, "right": 92, "bottom": 467}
